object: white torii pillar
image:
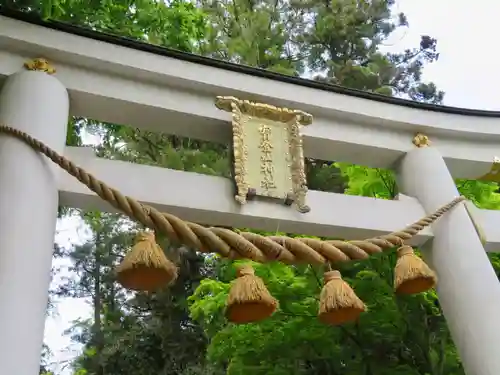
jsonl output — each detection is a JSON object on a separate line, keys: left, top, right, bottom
{"left": 397, "top": 136, "right": 500, "bottom": 375}
{"left": 0, "top": 60, "right": 69, "bottom": 374}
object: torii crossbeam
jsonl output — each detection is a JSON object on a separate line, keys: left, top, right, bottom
{"left": 1, "top": 11, "right": 500, "bottom": 375}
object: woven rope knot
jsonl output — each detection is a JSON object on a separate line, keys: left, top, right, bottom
{"left": 397, "top": 245, "right": 414, "bottom": 258}
{"left": 237, "top": 265, "right": 255, "bottom": 277}
{"left": 136, "top": 231, "right": 155, "bottom": 242}
{"left": 324, "top": 270, "right": 341, "bottom": 283}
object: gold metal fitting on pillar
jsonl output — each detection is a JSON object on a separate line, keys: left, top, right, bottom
{"left": 478, "top": 156, "right": 500, "bottom": 183}
{"left": 24, "top": 58, "right": 56, "bottom": 75}
{"left": 412, "top": 133, "right": 431, "bottom": 148}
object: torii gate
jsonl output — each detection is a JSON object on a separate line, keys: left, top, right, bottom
{"left": 2, "top": 10, "right": 500, "bottom": 375}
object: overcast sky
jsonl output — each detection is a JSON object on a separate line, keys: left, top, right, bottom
{"left": 44, "top": 1, "right": 500, "bottom": 373}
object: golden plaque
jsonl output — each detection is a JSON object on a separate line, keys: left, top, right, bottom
{"left": 215, "top": 96, "right": 312, "bottom": 213}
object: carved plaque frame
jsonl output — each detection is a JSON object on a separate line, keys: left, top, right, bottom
{"left": 215, "top": 96, "right": 313, "bottom": 213}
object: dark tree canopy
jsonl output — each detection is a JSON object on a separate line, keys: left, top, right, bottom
{"left": 2, "top": 1, "right": 497, "bottom": 374}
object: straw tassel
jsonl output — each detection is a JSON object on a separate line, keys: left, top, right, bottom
{"left": 116, "top": 231, "right": 178, "bottom": 292}
{"left": 394, "top": 245, "right": 437, "bottom": 295}
{"left": 226, "top": 264, "right": 278, "bottom": 324}
{"left": 318, "top": 270, "right": 366, "bottom": 326}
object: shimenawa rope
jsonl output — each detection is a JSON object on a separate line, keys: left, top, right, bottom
{"left": 0, "top": 124, "right": 465, "bottom": 265}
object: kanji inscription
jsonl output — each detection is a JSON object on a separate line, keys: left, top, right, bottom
{"left": 215, "top": 96, "right": 312, "bottom": 213}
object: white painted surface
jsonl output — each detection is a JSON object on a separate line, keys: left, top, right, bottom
{"left": 0, "top": 70, "right": 69, "bottom": 374}
{"left": 476, "top": 208, "right": 500, "bottom": 251}
{"left": 58, "top": 147, "right": 431, "bottom": 243}
{"left": 397, "top": 147, "right": 500, "bottom": 375}
{"left": 57, "top": 147, "right": 500, "bottom": 250}
{"left": 1, "top": 16, "right": 500, "bottom": 178}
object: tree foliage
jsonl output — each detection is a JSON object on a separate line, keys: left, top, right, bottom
{"left": 2, "top": 0, "right": 498, "bottom": 374}
{"left": 190, "top": 258, "right": 463, "bottom": 375}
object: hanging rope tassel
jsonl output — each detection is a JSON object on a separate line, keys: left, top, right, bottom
{"left": 394, "top": 245, "right": 437, "bottom": 294}
{"left": 116, "top": 231, "right": 178, "bottom": 292}
{"left": 318, "top": 270, "right": 366, "bottom": 325}
{"left": 226, "top": 264, "right": 278, "bottom": 324}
